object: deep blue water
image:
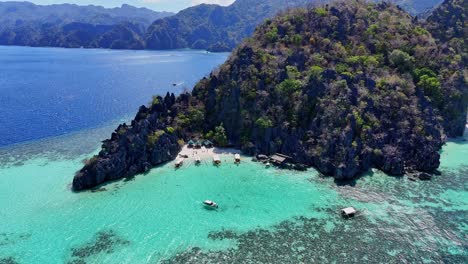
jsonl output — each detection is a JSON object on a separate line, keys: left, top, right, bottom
{"left": 0, "top": 46, "right": 228, "bottom": 147}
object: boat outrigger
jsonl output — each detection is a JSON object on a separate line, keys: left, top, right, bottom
{"left": 203, "top": 200, "right": 218, "bottom": 209}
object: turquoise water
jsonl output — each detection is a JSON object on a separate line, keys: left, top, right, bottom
{"left": 0, "top": 46, "right": 466, "bottom": 263}
{"left": 0, "top": 125, "right": 466, "bottom": 263}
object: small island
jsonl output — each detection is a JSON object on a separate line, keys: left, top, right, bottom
{"left": 73, "top": 0, "right": 467, "bottom": 191}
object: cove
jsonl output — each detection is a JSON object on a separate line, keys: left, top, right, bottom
{"left": 0, "top": 126, "right": 466, "bottom": 263}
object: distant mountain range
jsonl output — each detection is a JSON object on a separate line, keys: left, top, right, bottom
{"left": 145, "top": 0, "right": 320, "bottom": 51}
{"left": 145, "top": 0, "right": 444, "bottom": 51}
{"left": 0, "top": 0, "right": 446, "bottom": 51}
{"left": 0, "top": 1, "right": 173, "bottom": 49}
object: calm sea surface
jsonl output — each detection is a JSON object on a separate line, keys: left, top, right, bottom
{"left": 0, "top": 47, "right": 466, "bottom": 264}
{"left": 0, "top": 46, "right": 228, "bottom": 147}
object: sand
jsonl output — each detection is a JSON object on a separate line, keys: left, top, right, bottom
{"left": 177, "top": 145, "right": 242, "bottom": 162}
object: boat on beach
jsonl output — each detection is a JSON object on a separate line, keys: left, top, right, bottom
{"left": 213, "top": 155, "right": 221, "bottom": 165}
{"left": 195, "top": 156, "right": 201, "bottom": 164}
{"left": 235, "top": 154, "right": 241, "bottom": 163}
{"left": 175, "top": 158, "right": 184, "bottom": 168}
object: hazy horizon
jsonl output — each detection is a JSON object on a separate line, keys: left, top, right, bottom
{"left": 0, "top": 0, "right": 236, "bottom": 12}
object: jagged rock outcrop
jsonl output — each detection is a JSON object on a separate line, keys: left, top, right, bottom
{"left": 73, "top": 0, "right": 465, "bottom": 190}
{"left": 73, "top": 93, "right": 182, "bottom": 190}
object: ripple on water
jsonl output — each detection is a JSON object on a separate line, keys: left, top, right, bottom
{"left": 0, "top": 128, "right": 466, "bottom": 263}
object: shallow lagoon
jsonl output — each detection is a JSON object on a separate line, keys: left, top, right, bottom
{"left": 0, "top": 125, "right": 466, "bottom": 263}
{"left": 0, "top": 47, "right": 466, "bottom": 263}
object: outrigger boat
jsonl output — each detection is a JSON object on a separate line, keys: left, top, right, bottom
{"left": 203, "top": 200, "right": 218, "bottom": 209}
{"left": 235, "top": 154, "right": 241, "bottom": 163}
{"left": 175, "top": 158, "right": 184, "bottom": 168}
{"left": 195, "top": 156, "right": 201, "bottom": 164}
{"left": 213, "top": 155, "right": 221, "bottom": 165}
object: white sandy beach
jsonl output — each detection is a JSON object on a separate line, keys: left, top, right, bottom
{"left": 177, "top": 145, "right": 242, "bottom": 163}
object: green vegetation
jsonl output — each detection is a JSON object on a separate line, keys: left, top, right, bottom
{"left": 255, "top": 117, "right": 274, "bottom": 129}
{"left": 276, "top": 79, "right": 302, "bottom": 95}
{"left": 314, "top": 7, "right": 328, "bottom": 17}
{"left": 266, "top": 27, "right": 279, "bottom": 43}
{"left": 186, "top": 0, "right": 464, "bottom": 177}
{"left": 147, "top": 130, "right": 165, "bottom": 146}
{"left": 151, "top": 96, "right": 160, "bottom": 106}
{"left": 212, "top": 124, "right": 228, "bottom": 147}
{"left": 389, "top": 50, "right": 414, "bottom": 72}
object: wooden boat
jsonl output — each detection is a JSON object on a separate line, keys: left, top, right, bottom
{"left": 213, "top": 155, "right": 221, "bottom": 165}
{"left": 203, "top": 200, "right": 218, "bottom": 209}
{"left": 235, "top": 154, "right": 241, "bottom": 163}
{"left": 175, "top": 158, "right": 184, "bottom": 168}
{"left": 195, "top": 156, "right": 201, "bottom": 164}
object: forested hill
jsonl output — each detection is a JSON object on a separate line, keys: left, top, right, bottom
{"left": 0, "top": 1, "right": 172, "bottom": 49}
{"left": 0, "top": 0, "right": 446, "bottom": 51}
{"left": 145, "top": 0, "right": 317, "bottom": 51}
{"left": 145, "top": 0, "right": 444, "bottom": 52}
{"left": 73, "top": 0, "right": 466, "bottom": 190}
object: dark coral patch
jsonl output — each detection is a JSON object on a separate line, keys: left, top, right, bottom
{"left": 67, "top": 230, "right": 129, "bottom": 263}
{"left": 0, "top": 257, "right": 18, "bottom": 264}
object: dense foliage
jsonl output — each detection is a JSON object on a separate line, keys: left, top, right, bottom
{"left": 144, "top": 0, "right": 443, "bottom": 52}
{"left": 424, "top": 0, "right": 467, "bottom": 136}
{"left": 184, "top": 0, "right": 465, "bottom": 178}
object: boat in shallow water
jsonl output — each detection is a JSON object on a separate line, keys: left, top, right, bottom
{"left": 203, "top": 200, "right": 218, "bottom": 209}
{"left": 235, "top": 154, "right": 241, "bottom": 163}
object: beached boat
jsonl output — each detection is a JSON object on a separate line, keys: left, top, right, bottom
{"left": 265, "top": 162, "right": 271, "bottom": 168}
{"left": 213, "top": 155, "right": 221, "bottom": 165}
{"left": 195, "top": 156, "right": 201, "bottom": 164}
{"left": 235, "top": 154, "right": 241, "bottom": 163}
{"left": 175, "top": 158, "right": 184, "bottom": 168}
{"left": 203, "top": 200, "right": 218, "bottom": 209}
